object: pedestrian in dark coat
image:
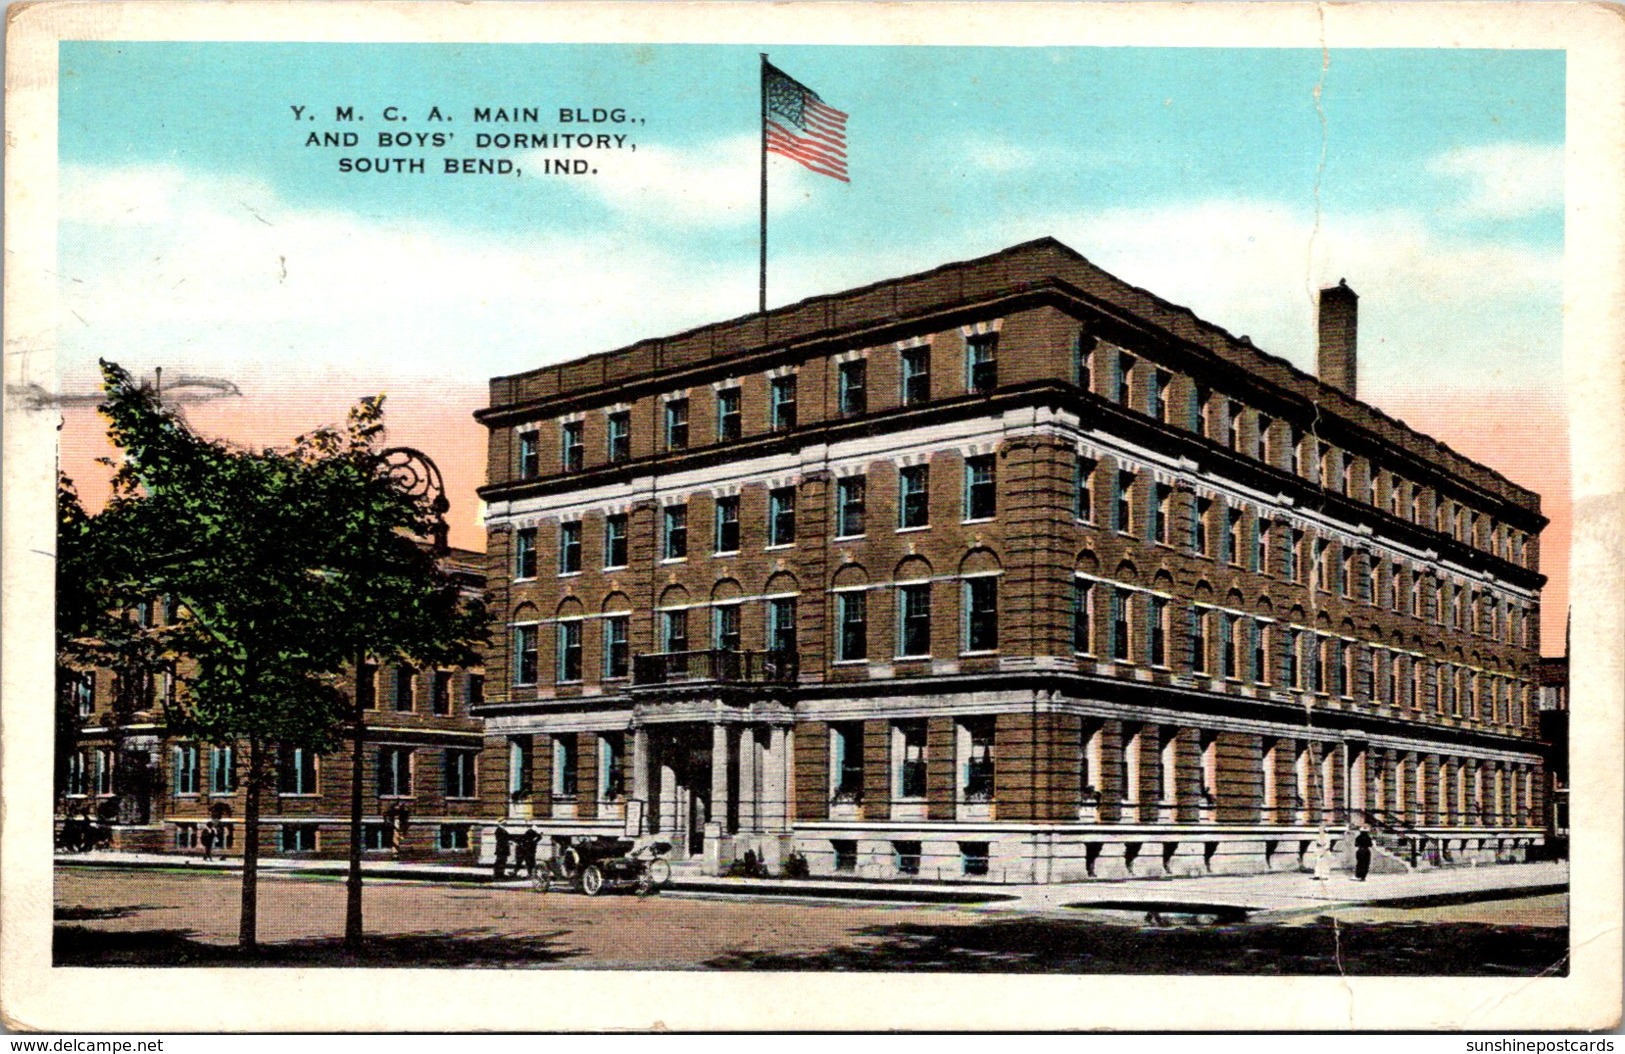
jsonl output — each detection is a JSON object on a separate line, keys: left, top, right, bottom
{"left": 1354, "top": 827, "right": 1374, "bottom": 881}
{"left": 493, "top": 826, "right": 511, "bottom": 879}
{"left": 516, "top": 829, "right": 540, "bottom": 878}
{"left": 200, "top": 820, "right": 217, "bottom": 861}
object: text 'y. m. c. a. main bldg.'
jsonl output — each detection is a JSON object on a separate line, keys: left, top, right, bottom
{"left": 473, "top": 237, "right": 1549, "bottom": 882}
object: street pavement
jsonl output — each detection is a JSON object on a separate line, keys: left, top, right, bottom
{"left": 55, "top": 850, "right": 1567, "bottom": 920}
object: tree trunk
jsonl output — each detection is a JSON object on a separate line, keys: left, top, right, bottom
{"left": 344, "top": 653, "right": 366, "bottom": 952}
{"left": 239, "top": 735, "right": 263, "bottom": 951}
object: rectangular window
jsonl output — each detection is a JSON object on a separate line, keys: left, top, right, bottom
{"left": 394, "top": 667, "right": 415, "bottom": 711}
{"left": 962, "top": 719, "right": 995, "bottom": 803}
{"left": 1153, "top": 484, "right": 1171, "bottom": 544}
{"left": 713, "top": 604, "right": 741, "bottom": 652}
{"left": 898, "top": 582, "right": 932, "bottom": 657}
{"left": 964, "top": 576, "right": 999, "bottom": 652}
{"left": 663, "top": 504, "right": 688, "bottom": 560}
{"left": 1343, "top": 552, "right": 1357, "bottom": 599}
{"left": 431, "top": 670, "right": 453, "bottom": 715}
{"left": 898, "top": 465, "right": 930, "bottom": 529}
{"left": 837, "top": 360, "right": 867, "bottom": 416}
{"left": 1287, "top": 530, "right": 1303, "bottom": 582}
{"left": 603, "top": 615, "right": 630, "bottom": 679}
{"left": 71, "top": 671, "right": 95, "bottom": 717}
{"left": 600, "top": 732, "right": 626, "bottom": 800}
{"left": 1075, "top": 458, "right": 1095, "bottom": 521}
{"left": 508, "top": 735, "right": 533, "bottom": 797}
{"left": 1194, "top": 497, "right": 1211, "bottom": 556}
{"left": 601, "top": 513, "right": 628, "bottom": 568}
{"left": 770, "top": 375, "right": 798, "bottom": 430}
{"left": 1253, "top": 621, "right": 1269, "bottom": 684}
{"left": 1226, "top": 507, "right": 1242, "bottom": 565}
{"left": 606, "top": 411, "right": 631, "bottom": 463}
{"left": 558, "top": 520, "right": 582, "bottom": 574}
{"left": 1151, "top": 369, "right": 1170, "bottom": 421}
{"left": 1149, "top": 596, "right": 1168, "bottom": 667}
{"left": 964, "top": 455, "right": 997, "bottom": 520}
{"left": 210, "top": 745, "right": 236, "bottom": 794}
{"left": 1073, "top": 580, "right": 1094, "bottom": 654}
{"left": 837, "top": 476, "right": 866, "bottom": 537}
{"left": 1286, "top": 630, "right": 1302, "bottom": 689}
{"left": 901, "top": 346, "right": 931, "bottom": 405}
{"left": 513, "top": 625, "right": 539, "bottom": 685}
{"left": 897, "top": 720, "right": 928, "bottom": 799}
{"left": 518, "top": 429, "right": 541, "bottom": 478}
{"left": 174, "top": 744, "right": 199, "bottom": 795}
{"left": 438, "top": 825, "right": 471, "bottom": 851}
{"left": 767, "top": 486, "right": 797, "bottom": 545}
{"left": 1227, "top": 402, "right": 1242, "bottom": 449}
{"left": 833, "top": 839, "right": 858, "bottom": 872}
{"left": 1194, "top": 385, "right": 1211, "bottom": 435}
{"left": 663, "top": 609, "right": 689, "bottom": 653}
{"left": 1074, "top": 332, "right": 1093, "bottom": 389}
{"left": 894, "top": 840, "right": 922, "bottom": 877}
{"left": 714, "top": 495, "right": 740, "bottom": 553}
{"left": 363, "top": 823, "right": 393, "bottom": 852}
{"left": 967, "top": 334, "right": 998, "bottom": 393}
{"left": 1112, "top": 588, "right": 1132, "bottom": 661}
{"left": 1223, "top": 614, "right": 1240, "bottom": 680}
{"left": 281, "top": 825, "right": 317, "bottom": 853}
{"left": 279, "top": 746, "right": 316, "bottom": 795}
{"left": 556, "top": 620, "right": 583, "bottom": 682}
{"left": 1255, "top": 518, "right": 1271, "bottom": 574}
{"left": 553, "top": 736, "right": 578, "bottom": 797}
{"left": 1190, "top": 606, "right": 1209, "bottom": 673}
{"left": 514, "top": 527, "right": 537, "bottom": 579}
{"left": 767, "top": 597, "right": 797, "bottom": 654}
{"left": 831, "top": 723, "right": 864, "bottom": 801}
{"left": 960, "top": 841, "right": 991, "bottom": 877}
{"left": 1115, "top": 471, "right": 1134, "bottom": 533}
{"left": 357, "top": 662, "right": 378, "bottom": 709}
{"left": 66, "top": 750, "right": 89, "bottom": 797}
{"left": 1257, "top": 413, "right": 1273, "bottom": 463}
{"left": 665, "top": 398, "right": 689, "bottom": 450}
{"left": 1117, "top": 352, "right": 1135, "bottom": 405}
{"left": 716, "top": 388, "right": 742, "bottom": 441}
{"left": 837, "top": 591, "right": 867, "bottom": 662}
{"left": 559, "top": 422, "right": 583, "bottom": 473}
{"left": 444, "top": 749, "right": 477, "bottom": 799}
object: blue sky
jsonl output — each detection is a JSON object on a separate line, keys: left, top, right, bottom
{"left": 57, "top": 42, "right": 1564, "bottom": 390}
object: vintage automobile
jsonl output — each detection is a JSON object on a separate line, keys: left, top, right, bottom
{"left": 532, "top": 836, "right": 673, "bottom": 896}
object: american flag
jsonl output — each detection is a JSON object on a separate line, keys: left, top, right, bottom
{"left": 763, "top": 61, "right": 849, "bottom": 182}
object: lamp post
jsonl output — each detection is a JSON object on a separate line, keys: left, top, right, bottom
{"left": 344, "top": 446, "right": 450, "bottom": 952}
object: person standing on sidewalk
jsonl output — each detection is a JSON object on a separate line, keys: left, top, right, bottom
{"left": 1311, "top": 827, "right": 1333, "bottom": 881}
{"left": 1354, "top": 827, "right": 1374, "bottom": 881}
{"left": 200, "top": 820, "right": 217, "bottom": 861}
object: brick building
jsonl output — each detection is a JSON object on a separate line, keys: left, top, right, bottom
{"left": 473, "top": 238, "right": 1549, "bottom": 881}
{"left": 58, "top": 550, "right": 490, "bottom": 861}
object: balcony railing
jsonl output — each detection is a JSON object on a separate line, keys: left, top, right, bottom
{"left": 631, "top": 649, "right": 799, "bottom": 688}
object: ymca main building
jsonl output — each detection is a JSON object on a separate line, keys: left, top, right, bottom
{"left": 473, "top": 238, "right": 1548, "bottom": 881}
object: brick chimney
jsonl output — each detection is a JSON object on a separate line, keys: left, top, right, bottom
{"left": 1317, "top": 279, "right": 1358, "bottom": 398}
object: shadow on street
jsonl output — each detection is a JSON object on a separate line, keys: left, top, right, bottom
{"left": 54, "top": 924, "right": 584, "bottom": 968}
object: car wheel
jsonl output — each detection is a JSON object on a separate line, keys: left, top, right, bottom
{"left": 647, "top": 859, "right": 671, "bottom": 886}
{"left": 531, "top": 869, "right": 551, "bottom": 893}
{"left": 581, "top": 864, "right": 605, "bottom": 896}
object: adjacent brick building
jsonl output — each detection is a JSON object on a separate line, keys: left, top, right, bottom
{"left": 473, "top": 238, "right": 1549, "bottom": 881}
{"left": 58, "top": 550, "right": 491, "bottom": 862}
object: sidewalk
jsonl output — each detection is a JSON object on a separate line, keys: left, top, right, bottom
{"left": 54, "top": 850, "right": 1567, "bottom": 918}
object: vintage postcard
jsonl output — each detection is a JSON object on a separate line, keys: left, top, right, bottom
{"left": 4, "top": 0, "right": 1622, "bottom": 1034}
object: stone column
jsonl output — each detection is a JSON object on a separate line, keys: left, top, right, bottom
{"left": 710, "top": 722, "right": 731, "bottom": 832}
{"left": 631, "top": 726, "right": 650, "bottom": 834}
{"left": 658, "top": 742, "right": 678, "bottom": 840}
{"left": 737, "top": 725, "right": 758, "bottom": 832}
{"left": 765, "top": 724, "right": 788, "bottom": 830}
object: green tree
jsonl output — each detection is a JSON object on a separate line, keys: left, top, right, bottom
{"left": 83, "top": 360, "right": 486, "bottom": 951}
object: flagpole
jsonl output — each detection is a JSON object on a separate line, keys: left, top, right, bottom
{"left": 759, "top": 53, "right": 769, "bottom": 315}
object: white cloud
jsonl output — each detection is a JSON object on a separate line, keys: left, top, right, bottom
{"left": 56, "top": 162, "right": 758, "bottom": 383}
{"left": 55, "top": 164, "right": 1561, "bottom": 407}
{"left": 955, "top": 135, "right": 1041, "bottom": 173}
{"left": 1427, "top": 143, "right": 1563, "bottom": 217}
